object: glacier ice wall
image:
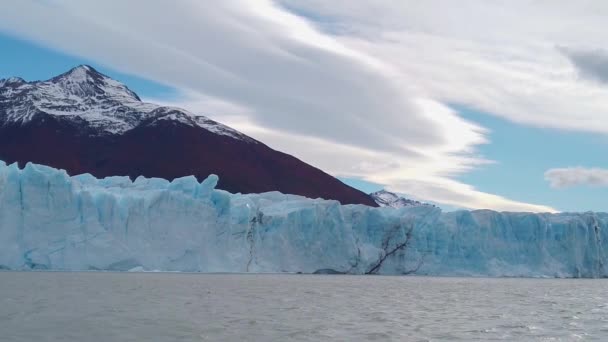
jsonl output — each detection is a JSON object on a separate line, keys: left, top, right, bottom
{"left": 1, "top": 161, "right": 607, "bottom": 277}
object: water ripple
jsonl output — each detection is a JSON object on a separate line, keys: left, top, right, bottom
{"left": 0, "top": 272, "right": 607, "bottom": 341}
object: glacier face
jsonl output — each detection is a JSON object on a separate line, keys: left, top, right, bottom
{"left": 0, "top": 161, "right": 607, "bottom": 277}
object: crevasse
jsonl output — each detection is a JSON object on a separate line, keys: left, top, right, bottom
{"left": 0, "top": 161, "right": 606, "bottom": 277}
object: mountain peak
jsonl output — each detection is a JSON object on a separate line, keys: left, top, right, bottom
{"left": 0, "top": 65, "right": 254, "bottom": 137}
{"left": 68, "top": 64, "right": 96, "bottom": 74}
{"left": 47, "top": 64, "right": 141, "bottom": 101}
{"left": 51, "top": 65, "right": 101, "bottom": 82}
{"left": 370, "top": 189, "right": 434, "bottom": 209}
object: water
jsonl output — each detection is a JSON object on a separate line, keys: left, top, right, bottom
{"left": 1, "top": 272, "right": 607, "bottom": 341}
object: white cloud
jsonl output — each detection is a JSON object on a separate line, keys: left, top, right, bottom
{"left": 154, "top": 92, "right": 556, "bottom": 212}
{"left": 279, "top": 1, "right": 608, "bottom": 135}
{"left": 545, "top": 167, "right": 608, "bottom": 189}
{"left": 0, "top": 0, "right": 574, "bottom": 212}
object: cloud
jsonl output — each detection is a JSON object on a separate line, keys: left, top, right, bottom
{"left": 559, "top": 47, "right": 608, "bottom": 84}
{"left": 389, "top": 177, "right": 555, "bottom": 213}
{"left": 545, "top": 167, "right": 608, "bottom": 189}
{"left": 280, "top": 1, "right": 608, "bottom": 135}
{"left": 0, "top": 0, "right": 440, "bottom": 154}
{"left": 154, "top": 93, "right": 556, "bottom": 212}
{"left": 0, "top": 0, "right": 563, "bottom": 212}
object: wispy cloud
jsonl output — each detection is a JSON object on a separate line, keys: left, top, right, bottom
{"left": 545, "top": 167, "right": 608, "bottom": 189}
{"left": 280, "top": 1, "right": 608, "bottom": 135}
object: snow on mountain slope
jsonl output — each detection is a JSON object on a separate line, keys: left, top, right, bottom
{"left": 1, "top": 161, "right": 606, "bottom": 278}
{"left": 0, "top": 65, "right": 252, "bottom": 140}
{"left": 371, "top": 189, "right": 434, "bottom": 209}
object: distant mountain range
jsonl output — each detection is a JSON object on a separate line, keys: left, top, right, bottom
{"left": 370, "top": 189, "right": 434, "bottom": 209}
{"left": 0, "top": 65, "right": 377, "bottom": 206}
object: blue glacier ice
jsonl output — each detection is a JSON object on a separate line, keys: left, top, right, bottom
{"left": 0, "top": 161, "right": 607, "bottom": 277}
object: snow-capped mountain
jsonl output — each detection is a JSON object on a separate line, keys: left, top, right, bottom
{"left": 0, "top": 65, "right": 377, "bottom": 206}
{"left": 370, "top": 189, "right": 434, "bottom": 209}
{"left": 0, "top": 65, "right": 252, "bottom": 140}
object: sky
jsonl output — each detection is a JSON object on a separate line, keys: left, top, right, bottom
{"left": 1, "top": 1, "right": 608, "bottom": 213}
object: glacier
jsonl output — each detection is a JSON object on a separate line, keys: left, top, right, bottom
{"left": 0, "top": 161, "right": 607, "bottom": 278}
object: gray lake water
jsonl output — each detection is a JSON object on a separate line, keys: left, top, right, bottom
{"left": 1, "top": 272, "right": 607, "bottom": 341}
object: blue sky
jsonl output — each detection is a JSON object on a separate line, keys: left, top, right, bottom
{"left": 341, "top": 104, "right": 608, "bottom": 212}
{"left": 455, "top": 106, "right": 608, "bottom": 212}
{"left": 1, "top": 2, "right": 608, "bottom": 213}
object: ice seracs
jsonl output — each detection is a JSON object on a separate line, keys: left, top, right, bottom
{"left": 0, "top": 161, "right": 606, "bottom": 277}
